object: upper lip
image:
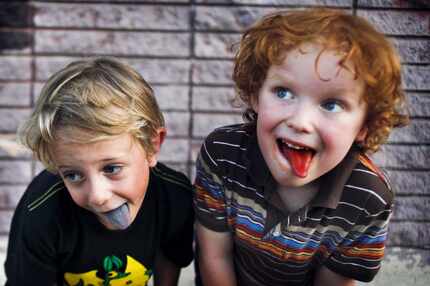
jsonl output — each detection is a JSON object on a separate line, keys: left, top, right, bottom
{"left": 97, "top": 202, "right": 127, "bottom": 214}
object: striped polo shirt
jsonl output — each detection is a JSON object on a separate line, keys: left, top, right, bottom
{"left": 194, "top": 123, "right": 393, "bottom": 285}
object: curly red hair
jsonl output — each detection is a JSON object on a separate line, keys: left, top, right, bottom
{"left": 233, "top": 8, "right": 409, "bottom": 153}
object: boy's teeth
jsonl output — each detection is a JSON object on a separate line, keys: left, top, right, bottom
{"left": 282, "top": 140, "right": 308, "bottom": 150}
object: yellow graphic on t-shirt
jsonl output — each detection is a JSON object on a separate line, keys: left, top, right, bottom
{"left": 64, "top": 255, "right": 152, "bottom": 286}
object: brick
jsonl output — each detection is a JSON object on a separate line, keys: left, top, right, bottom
{"left": 196, "top": 0, "right": 352, "bottom": 5}
{"left": 0, "top": 108, "right": 31, "bottom": 133}
{"left": 37, "top": 85, "right": 189, "bottom": 111}
{"left": 189, "top": 163, "right": 196, "bottom": 182}
{"left": 0, "top": 161, "right": 32, "bottom": 184}
{"left": 358, "top": 0, "right": 430, "bottom": 8}
{"left": 194, "top": 33, "right": 239, "bottom": 58}
{"left": 392, "top": 196, "right": 430, "bottom": 220}
{"left": 372, "top": 145, "right": 430, "bottom": 169}
{"left": 190, "top": 139, "right": 204, "bottom": 163}
{"left": 35, "top": 30, "right": 190, "bottom": 57}
{"left": 0, "top": 31, "right": 32, "bottom": 54}
{"left": 158, "top": 138, "right": 189, "bottom": 162}
{"left": 192, "top": 86, "right": 241, "bottom": 112}
{"left": 35, "top": 57, "right": 191, "bottom": 84}
{"left": 388, "top": 222, "right": 430, "bottom": 248}
{"left": 34, "top": 57, "right": 73, "bottom": 81}
{"left": 0, "top": 210, "right": 13, "bottom": 234}
{"left": 407, "top": 92, "right": 430, "bottom": 117}
{"left": 192, "top": 60, "right": 234, "bottom": 84}
{"left": 0, "top": 3, "right": 32, "bottom": 28}
{"left": 34, "top": 3, "right": 190, "bottom": 30}
{"left": 153, "top": 85, "right": 189, "bottom": 110}
{"left": 386, "top": 170, "right": 430, "bottom": 195}
{"left": 393, "top": 38, "right": 430, "bottom": 64}
{"left": 0, "top": 56, "right": 31, "bottom": 80}
{"left": 402, "top": 65, "right": 430, "bottom": 91}
{"left": 0, "top": 135, "right": 30, "bottom": 158}
{"left": 0, "top": 185, "right": 26, "bottom": 209}
{"left": 358, "top": 10, "right": 430, "bottom": 36}
{"left": 125, "top": 59, "right": 191, "bottom": 84}
{"left": 195, "top": 6, "right": 276, "bottom": 31}
{"left": 387, "top": 119, "right": 430, "bottom": 144}
{"left": 163, "top": 111, "right": 190, "bottom": 137}
{"left": 192, "top": 113, "right": 243, "bottom": 138}
{"left": 0, "top": 83, "right": 31, "bottom": 106}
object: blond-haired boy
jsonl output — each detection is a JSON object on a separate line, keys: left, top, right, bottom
{"left": 6, "top": 58, "right": 194, "bottom": 286}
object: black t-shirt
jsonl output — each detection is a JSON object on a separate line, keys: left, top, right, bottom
{"left": 5, "top": 163, "right": 194, "bottom": 286}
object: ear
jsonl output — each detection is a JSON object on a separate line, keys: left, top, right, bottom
{"left": 355, "top": 125, "right": 368, "bottom": 142}
{"left": 148, "top": 127, "right": 166, "bottom": 167}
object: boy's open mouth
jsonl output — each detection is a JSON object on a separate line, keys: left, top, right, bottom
{"left": 277, "top": 139, "right": 316, "bottom": 178}
{"left": 102, "top": 203, "right": 130, "bottom": 230}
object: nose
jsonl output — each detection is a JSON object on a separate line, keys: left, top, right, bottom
{"left": 86, "top": 177, "right": 112, "bottom": 207}
{"left": 285, "top": 101, "right": 313, "bottom": 134}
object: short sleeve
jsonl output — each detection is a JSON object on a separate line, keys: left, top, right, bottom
{"left": 324, "top": 203, "right": 392, "bottom": 282}
{"left": 324, "top": 159, "right": 394, "bottom": 282}
{"left": 193, "top": 138, "right": 230, "bottom": 232}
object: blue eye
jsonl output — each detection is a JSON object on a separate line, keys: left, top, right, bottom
{"left": 63, "top": 172, "right": 84, "bottom": 183}
{"left": 103, "top": 165, "right": 122, "bottom": 175}
{"left": 275, "top": 87, "right": 293, "bottom": 100}
{"left": 321, "top": 100, "right": 344, "bottom": 112}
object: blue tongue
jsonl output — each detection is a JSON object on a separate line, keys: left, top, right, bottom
{"left": 104, "top": 203, "right": 130, "bottom": 230}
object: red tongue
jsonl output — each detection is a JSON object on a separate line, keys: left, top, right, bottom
{"left": 282, "top": 147, "right": 313, "bottom": 178}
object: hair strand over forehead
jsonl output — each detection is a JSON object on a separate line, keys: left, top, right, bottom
{"left": 18, "top": 57, "right": 165, "bottom": 171}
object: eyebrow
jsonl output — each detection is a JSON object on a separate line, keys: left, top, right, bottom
{"left": 56, "top": 156, "right": 126, "bottom": 168}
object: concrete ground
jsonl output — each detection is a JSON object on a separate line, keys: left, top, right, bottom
{"left": 1, "top": 236, "right": 429, "bottom": 285}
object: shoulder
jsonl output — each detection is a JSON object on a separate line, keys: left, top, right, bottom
{"left": 342, "top": 154, "right": 394, "bottom": 214}
{"left": 151, "top": 163, "right": 194, "bottom": 248}
{"left": 10, "top": 170, "right": 71, "bottom": 248}
{"left": 199, "top": 123, "right": 252, "bottom": 168}
{"left": 19, "top": 170, "right": 66, "bottom": 215}
{"left": 151, "top": 163, "right": 192, "bottom": 199}
{"left": 203, "top": 123, "right": 251, "bottom": 149}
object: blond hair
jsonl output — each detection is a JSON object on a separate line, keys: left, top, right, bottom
{"left": 233, "top": 8, "right": 409, "bottom": 153}
{"left": 19, "top": 57, "right": 164, "bottom": 171}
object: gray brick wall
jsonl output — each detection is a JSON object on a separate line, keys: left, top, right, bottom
{"left": 1, "top": 0, "right": 429, "bottom": 284}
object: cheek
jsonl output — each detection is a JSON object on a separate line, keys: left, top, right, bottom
{"left": 320, "top": 125, "right": 360, "bottom": 155}
{"left": 66, "top": 187, "right": 87, "bottom": 208}
{"left": 126, "top": 169, "right": 150, "bottom": 199}
{"left": 257, "top": 109, "right": 283, "bottom": 131}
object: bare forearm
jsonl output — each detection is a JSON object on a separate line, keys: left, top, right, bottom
{"left": 199, "top": 255, "right": 237, "bottom": 286}
{"left": 154, "top": 252, "right": 180, "bottom": 286}
{"left": 196, "top": 221, "right": 237, "bottom": 286}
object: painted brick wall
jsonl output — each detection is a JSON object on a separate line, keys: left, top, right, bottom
{"left": 0, "top": 0, "right": 429, "bottom": 285}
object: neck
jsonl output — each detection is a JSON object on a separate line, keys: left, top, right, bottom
{"left": 276, "top": 180, "right": 320, "bottom": 213}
